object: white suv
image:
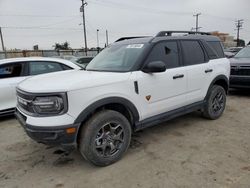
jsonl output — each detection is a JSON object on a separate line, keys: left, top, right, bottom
{"left": 16, "top": 31, "right": 230, "bottom": 166}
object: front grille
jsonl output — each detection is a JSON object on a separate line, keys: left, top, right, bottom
{"left": 231, "top": 66, "right": 250, "bottom": 76}
{"left": 16, "top": 89, "right": 36, "bottom": 114}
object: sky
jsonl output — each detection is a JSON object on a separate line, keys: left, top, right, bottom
{"left": 0, "top": 0, "right": 249, "bottom": 50}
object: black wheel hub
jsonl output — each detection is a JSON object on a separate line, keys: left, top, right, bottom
{"left": 212, "top": 91, "right": 224, "bottom": 113}
{"left": 95, "top": 122, "right": 124, "bottom": 157}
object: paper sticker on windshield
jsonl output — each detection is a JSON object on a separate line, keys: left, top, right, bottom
{"left": 126, "top": 44, "right": 144, "bottom": 49}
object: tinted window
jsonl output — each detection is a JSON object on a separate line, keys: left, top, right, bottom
{"left": 77, "top": 57, "right": 93, "bottom": 64}
{"left": 0, "top": 63, "right": 24, "bottom": 79}
{"left": 181, "top": 41, "right": 205, "bottom": 65}
{"left": 29, "top": 61, "right": 64, "bottom": 75}
{"left": 146, "top": 41, "right": 180, "bottom": 69}
{"left": 207, "top": 41, "right": 224, "bottom": 58}
{"left": 202, "top": 42, "right": 218, "bottom": 59}
{"left": 61, "top": 64, "right": 73, "bottom": 70}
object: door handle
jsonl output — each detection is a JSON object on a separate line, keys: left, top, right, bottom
{"left": 173, "top": 74, "right": 184, "bottom": 79}
{"left": 205, "top": 69, "right": 213, "bottom": 73}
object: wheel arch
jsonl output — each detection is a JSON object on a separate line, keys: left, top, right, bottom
{"left": 74, "top": 97, "right": 140, "bottom": 138}
{"left": 206, "top": 75, "right": 229, "bottom": 99}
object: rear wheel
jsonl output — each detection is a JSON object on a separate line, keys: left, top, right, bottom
{"left": 79, "top": 110, "right": 131, "bottom": 166}
{"left": 203, "top": 85, "right": 226, "bottom": 120}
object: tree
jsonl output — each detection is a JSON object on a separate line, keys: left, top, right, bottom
{"left": 234, "top": 39, "right": 245, "bottom": 47}
{"left": 53, "top": 41, "right": 71, "bottom": 50}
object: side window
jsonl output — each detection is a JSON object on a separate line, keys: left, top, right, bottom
{"left": 0, "top": 63, "right": 24, "bottom": 79}
{"left": 146, "top": 41, "right": 180, "bottom": 69}
{"left": 207, "top": 41, "right": 225, "bottom": 58}
{"left": 61, "top": 64, "right": 73, "bottom": 70}
{"left": 202, "top": 42, "right": 218, "bottom": 60}
{"left": 29, "top": 61, "right": 64, "bottom": 76}
{"left": 181, "top": 41, "right": 205, "bottom": 66}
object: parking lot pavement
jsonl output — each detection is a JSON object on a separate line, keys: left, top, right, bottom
{"left": 0, "top": 92, "right": 250, "bottom": 188}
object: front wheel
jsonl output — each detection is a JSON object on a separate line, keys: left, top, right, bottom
{"left": 203, "top": 85, "right": 226, "bottom": 120}
{"left": 79, "top": 110, "right": 131, "bottom": 166}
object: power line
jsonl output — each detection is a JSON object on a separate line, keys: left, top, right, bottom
{"left": 0, "top": 14, "right": 79, "bottom": 18}
{"left": 88, "top": 0, "right": 193, "bottom": 16}
{"left": 2, "top": 26, "right": 82, "bottom": 30}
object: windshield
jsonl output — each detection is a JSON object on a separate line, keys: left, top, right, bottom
{"left": 234, "top": 47, "right": 250, "bottom": 58}
{"left": 86, "top": 43, "right": 145, "bottom": 72}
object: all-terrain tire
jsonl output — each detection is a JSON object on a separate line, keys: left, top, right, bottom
{"left": 203, "top": 85, "right": 226, "bottom": 120}
{"left": 79, "top": 110, "right": 131, "bottom": 166}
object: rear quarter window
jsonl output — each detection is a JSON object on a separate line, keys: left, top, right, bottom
{"left": 207, "top": 41, "right": 225, "bottom": 58}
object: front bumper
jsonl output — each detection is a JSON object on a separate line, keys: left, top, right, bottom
{"left": 15, "top": 108, "right": 80, "bottom": 150}
{"left": 230, "top": 75, "right": 250, "bottom": 88}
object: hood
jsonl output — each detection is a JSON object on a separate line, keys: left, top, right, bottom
{"left": 230, "top": 57, "right": 250, "bottom": 66}
{"left": 18, "top": 70, "right": 131, "bottom": 93}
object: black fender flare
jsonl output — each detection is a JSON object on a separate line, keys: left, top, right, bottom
{"left": 205, "top": 75, "right": 229, "bottom": 100}
{"left": 74, "top": 97, "right": 140, "bottom": 125}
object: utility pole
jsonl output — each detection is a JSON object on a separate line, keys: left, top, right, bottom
{"left": 97, "top": 29, "right": 100, "bottom": 53}
{"left": 106, "top": 30, "right": 109, "bottom": 46}
{"left": 193, "top": 13, "right": 202, "bottom": 33}
{"left": 80, "top": 0, "right": 88, "bottom": 56}
{"left": 0, "top": 27, "right": 7, "bottom": 58}
{"left": 235, "top": 19, "right": 244, "bottom": 47}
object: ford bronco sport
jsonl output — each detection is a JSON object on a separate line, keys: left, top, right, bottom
{"left": 15, "top": 31, "right": 230, "bottom": 166}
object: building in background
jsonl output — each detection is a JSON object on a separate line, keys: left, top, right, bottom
{"left": 210, "top": 31, "right": 237, "bottom": 48}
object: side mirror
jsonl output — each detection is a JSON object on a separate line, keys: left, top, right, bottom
{"left": 142, "top": 61, "right": 166, "bottom": 73}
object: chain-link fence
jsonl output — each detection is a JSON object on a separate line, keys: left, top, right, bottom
{"left": 0, "top": 49, "right": 99, "bottom": 60}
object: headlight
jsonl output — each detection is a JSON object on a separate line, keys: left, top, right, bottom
{"left": 32, "top": 95, "right": 66, "bottom": 115}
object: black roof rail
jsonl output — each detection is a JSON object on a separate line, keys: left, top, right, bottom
{"left": 115, "top": 36, "right": 151, "bottom": 42}
{"left": 156, "top": 31, "right": 211, "bottom": 37}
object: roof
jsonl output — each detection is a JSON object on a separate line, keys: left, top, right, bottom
{"left": 114, "top": 31, "right": 221, "bottom": 45}
{"left": 152, "top": 35, "right": 221, "bottom": 43}
{"left": 0, "top": 57, "right": 81, "bottom": 69}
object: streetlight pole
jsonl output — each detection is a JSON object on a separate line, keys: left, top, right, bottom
{"left": 97, "top": 29, "right": 99, "bottom": 49}
{"left": 106, "top": 30, "right": 109, "bottom": 46}
{"left": 80, "top": 0, "right": 88, "bottom": 56}
{"left": 0, "top": 27, "right": 7, "bottom": 58}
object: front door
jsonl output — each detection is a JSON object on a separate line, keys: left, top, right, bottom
{"left": 136, "top": 41, "right": 187, "bottom": 120}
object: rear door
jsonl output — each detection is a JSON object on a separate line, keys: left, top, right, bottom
{"left": 180, "top": 40, "right": 213, "bottom": 104}
{"left": 0, "top": 62, "right": 27, "bottom": 111}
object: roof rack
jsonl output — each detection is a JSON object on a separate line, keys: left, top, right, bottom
{"left": 156, "top": 31, "right": 211, "bottom": 37}
{"left": 115, "top": 36, "right": 150, "bottom": 42}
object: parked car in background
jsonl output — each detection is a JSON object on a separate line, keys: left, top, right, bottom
{"left": 224, "top": 51, "right": 235, "bottom": 58}
{"left": 60, "top": 55, "right": 76, "bottom": 61}
{"left": 226, "top": 47, "right": 243, "bottom": 54}
{"left": 230, "top": 46, "right": 250, "bottom": 88}
{"left": 0, "top": 57, "right": 81, "bottom": 116}
{"left": 70, "top": 56, "right": 94, "bottom": 69}
{"left": 224, "top": 47, "right": 243, "bottom": 58}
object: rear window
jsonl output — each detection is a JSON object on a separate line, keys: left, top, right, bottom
{"left": 207, "top": 41, "right": 225, "bottom": 58}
